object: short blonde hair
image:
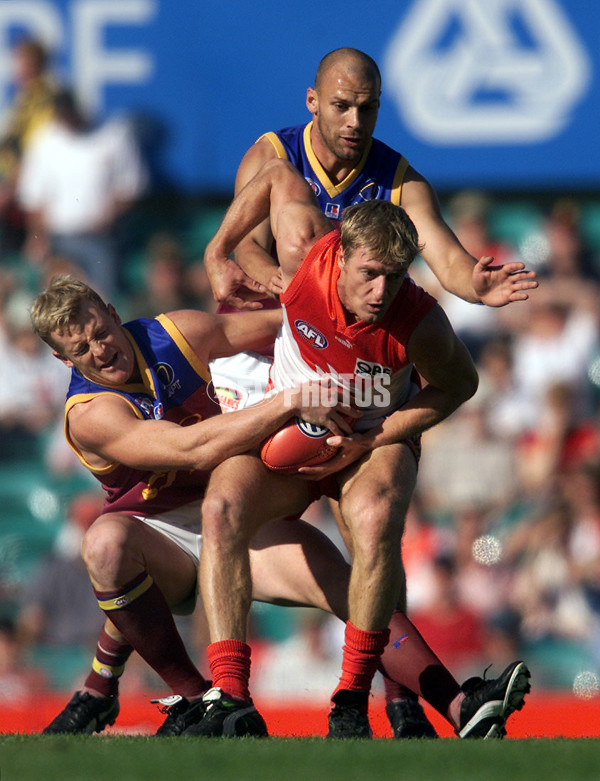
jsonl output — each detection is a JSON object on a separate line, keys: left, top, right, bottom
{"left": 30, "top": 275, "right": 108, "bottom": 349}
{"left": 340, "top": 200, "right": 423, "bottom": 271}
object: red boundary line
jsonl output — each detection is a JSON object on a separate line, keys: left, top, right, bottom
{"left": 1, "top": 693, "right": 599, "bottom": 738}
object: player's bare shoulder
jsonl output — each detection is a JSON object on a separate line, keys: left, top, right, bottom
{"left": 235, "top": 135, "right": 280, "bottom": 192}
{"left": 67, "top": 392, "right": 135, "bottom": 467}
{"left": 399, "top": 164, "right": 438, "bottom": 213}
{"left": 164, "top": 309, "right": 218, "bottom": 363}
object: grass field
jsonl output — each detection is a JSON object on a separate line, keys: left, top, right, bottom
{"left": 1, "top": 736, "right": 599, "bottom": 781}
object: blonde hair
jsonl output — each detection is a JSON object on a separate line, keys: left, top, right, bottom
{"left": 340, "top": 200, "right": 423, "bottom": 270}
{"left": 30, "top": 275, "right": 108, "bottom": 349}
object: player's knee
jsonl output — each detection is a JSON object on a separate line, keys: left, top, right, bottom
{"left": 344, "top": 494, "right": 406, "bottom": 562}
{"left": 344, "top": 492, "right": 399, "bottom": 539}
{"left": 201, "top": 492, "right": 248, "bottom": 541}
{"left": 81, "top": 517, "right": 133, "bottom": 579}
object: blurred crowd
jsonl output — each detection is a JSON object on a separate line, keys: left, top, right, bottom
{"left": 1, "top": 37, "right": 600, "bottom": 702}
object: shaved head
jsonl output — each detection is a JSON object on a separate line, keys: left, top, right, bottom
{"left": 315, "top": 48, "right": 381, "bottom": 92}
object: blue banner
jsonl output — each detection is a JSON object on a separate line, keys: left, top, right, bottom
{"left": 0, "top": 0, "right": 597, "bottom": 192}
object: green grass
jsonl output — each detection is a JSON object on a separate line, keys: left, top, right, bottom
{"left": 1, "top": 736, "right": 599, "bottom": 781}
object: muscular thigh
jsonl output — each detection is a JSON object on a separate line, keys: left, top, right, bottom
{"left": 204, "top": 452, "right": 315, "bottom": 528}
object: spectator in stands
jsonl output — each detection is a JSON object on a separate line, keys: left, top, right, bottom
{"left": 538, "top": 199, "right": 600, "bottom": 285}
{"left": 0, "top": 617, "right": 48, "bottom": 700}
{"left": 417, "top": 397, "right": 517, "bottom": 515}
{"left": 516, "top": 382, "right": 599, "bottom": 498}
{"left": 16, "top": 492, "right": 106, "bottom": 689}
{"left": 560, "top": 461, "right": 600, "bottom": 620}
{"left": 474, "top": 337, "right": 536, "bottom": 444}
{"left": 401, "top": 495, "right": 453, "bottom": 613}
{"left": 186, "top": 259, "right": 218, "bottom": 315}
{"left": 511, "top": 293, "right": 599, "bottom": 423}
{"left": 126, "top": 233, "right": 201, "bottom": 320}
{"left": 452, "top": 506, "right": 513, "bottom": 622}
{"left": 17, "top": 88, "right": 148, "bottom": 298}
{"left": 505, "top": 499, "right": 596, "bottom": 686}
{"left": 0, "top": 37, "right": 58, "bottom": 253}
{"left": 0, "top": 288, "right": 67, "bottom": 457}
{"left": 482, "top": 608, "right": 524, "bottom": 678}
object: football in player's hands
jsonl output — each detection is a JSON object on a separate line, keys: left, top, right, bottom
{"left": 260, "top": 417, "right": 339, "bottom": 474}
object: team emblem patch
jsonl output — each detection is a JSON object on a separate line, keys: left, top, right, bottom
{"left": 353, "top": 180, "right": 381, "bottom": 203}
{"left": 305, "top": 177, "right": 321, "bottom": 196}
{"left": 154, "top": 362, "right": 181, "bottom": 397}
{"left": 215, "top": 386, "right": 245, "bottom": 411}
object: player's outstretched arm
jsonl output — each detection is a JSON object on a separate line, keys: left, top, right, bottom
{"left": 401, "top": 168, "right": 537, "bottom": 306}
{"left": 471, "top": 255, "right": 538, "bottom": 307}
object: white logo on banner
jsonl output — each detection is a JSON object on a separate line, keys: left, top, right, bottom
{"left": 0, "top": 0, "right": 155, "bottom": 124}
{"left": 384, "top": 0, "right": 590, "bottom": 144}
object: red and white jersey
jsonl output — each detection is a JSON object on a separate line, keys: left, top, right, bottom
{"left": 271, "top": 230, "right": 437, "bottom": 428}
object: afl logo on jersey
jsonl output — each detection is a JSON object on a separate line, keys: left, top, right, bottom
{"left": 296, "top": 419, "right": 329, "bottom": 438}
{"left": 294, "top": 320, "right": 328, "bottom": 349}
{"left": 305, "top": 177, "right": 321, "bottom": 196}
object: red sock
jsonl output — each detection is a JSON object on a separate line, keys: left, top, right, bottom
{"left": 206, "top": 640, "right": 251, "bottom": 702}
{"left": 94, "top": 572, "right": 209, "bottom": 698}
{"left": 332, "top": 622, "right": 390, "bottom": 708}
{"left": 83, "top": 626, "right": 133, "bottom": 698}
{"left": 379, "top": 610, "right": 461, "bottom": 717}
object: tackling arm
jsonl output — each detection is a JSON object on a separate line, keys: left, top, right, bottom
{"left": 231, "top": 137, "right": 283, "bottom": 295}
{"left": 168, "top": 308, "right": 283, "bottom": 362}
{"left": 204, "top": 137, "right": 284, "bottom": 308}
{"left": 68, "top": 376, "right": 353, "bottom": 475}
{"left": 205, "top": 158, "right": 331, "bottom": 293}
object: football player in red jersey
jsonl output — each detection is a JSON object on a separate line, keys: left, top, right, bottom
{"left": 197, "top": 158, "right": 530, "bottom": 740}
{"left": 205, "top": 48, "right": 537, "bottom": 740}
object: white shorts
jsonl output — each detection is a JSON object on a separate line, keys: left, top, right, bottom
{"left": 134, "top": 499, "right": 203, "bottom": 615}
{"left": 209, "top": 351, "right": 272, "bottom": 413}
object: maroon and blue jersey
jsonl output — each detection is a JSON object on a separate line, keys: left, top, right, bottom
{"left": 261, "top": 122, "right": 408, "bottom": 221}
{"left": 64, "top": 314, "right": 221, "bottom": 515}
